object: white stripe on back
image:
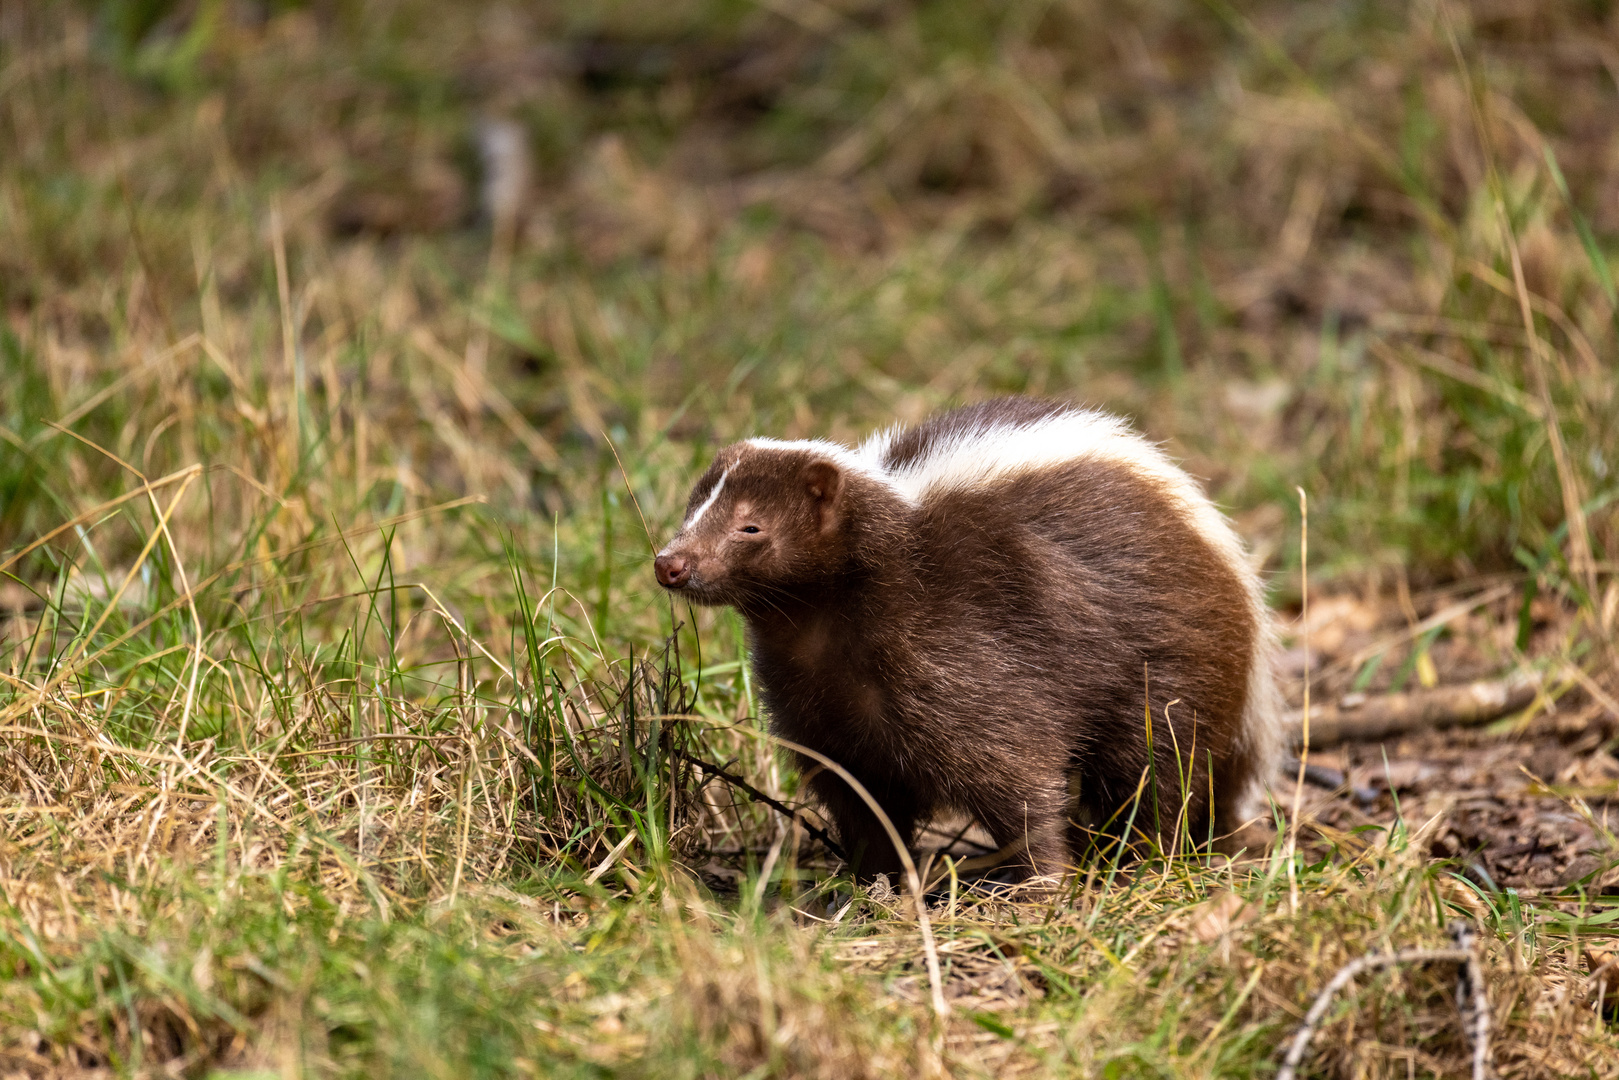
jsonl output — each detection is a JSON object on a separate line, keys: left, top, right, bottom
{"left": 857, "top": 409, "right": 1251, "bottom": 587}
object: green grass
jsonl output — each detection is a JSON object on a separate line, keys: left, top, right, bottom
{"left": 2, "top": 0, "right": 1618, "bottom": 1075}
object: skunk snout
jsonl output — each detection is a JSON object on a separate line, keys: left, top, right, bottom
{"left": 654, "top": 553, "right": 691, "bottom": 588}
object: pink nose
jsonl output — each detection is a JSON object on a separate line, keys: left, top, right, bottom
{"left": 654, "top": 554, "right": 690, "bottom": 588}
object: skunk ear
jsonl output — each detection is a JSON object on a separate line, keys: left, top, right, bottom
{"left": 803, "top": 460, "right": 843, "bottom": 533}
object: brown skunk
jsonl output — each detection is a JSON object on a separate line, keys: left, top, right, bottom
{"left": 654, "top": 398, "right": 1280, "bottom": 881}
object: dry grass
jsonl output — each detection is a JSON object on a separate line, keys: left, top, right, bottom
{"left": 2, "top": 0, "right": 1618, "bottom": 1075}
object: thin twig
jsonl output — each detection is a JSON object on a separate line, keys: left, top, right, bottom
{"left": 1278, "top": 921, "right": 1491, "bottom": 1080}
{"left": 918, "top": 816, "right": 997, "bottom": 856}
{"left": 1453, "top": 922, "right": 1492, "bottom": 1080}
{"left": 681, "top": 751, "right": 846, "bottom": 861}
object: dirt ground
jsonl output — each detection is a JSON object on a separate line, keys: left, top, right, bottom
{"left": 1282, "top": 583, "right": 1619, "bottom": 897}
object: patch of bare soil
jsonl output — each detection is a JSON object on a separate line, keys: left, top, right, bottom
{"left": 1283, "top": 582, "right": 1619, "bottom": 896}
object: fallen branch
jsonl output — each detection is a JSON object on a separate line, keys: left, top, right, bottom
{"left": 1288, "top": 670, "right": 1541, "bottom": 748}
{"left": 682, "top": 752, "right": 847, "bottom": 861}
{"left": 1278, "top": 921, "right": 1491, "bottom": 1080}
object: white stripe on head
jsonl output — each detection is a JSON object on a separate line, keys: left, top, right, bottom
{"left": 685, "top": 462, "right": 734, "bottom": 528}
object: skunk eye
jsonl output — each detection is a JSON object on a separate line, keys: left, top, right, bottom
{"left": 740, "top": 525, "right": 761, "bottom": 534}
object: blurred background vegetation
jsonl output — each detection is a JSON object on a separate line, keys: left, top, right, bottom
{"left": 3, "top": 0, "right": 1619, "bottom": 1075}
{"left": 5, "top": 0, "right": 1617, "bottom": 583}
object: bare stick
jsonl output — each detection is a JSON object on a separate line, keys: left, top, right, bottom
{"left": 1452, "top": 923, "right": 1492, "bottom": 1080}
{"left": 682, "top": 752, "right": 847, "bottom": 861}
{"left": 1285, "top": 670, "right": 1541, "bottom": 748}
{"left": 1277, "top": 922, "right": 1491, "bottom": 1080}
